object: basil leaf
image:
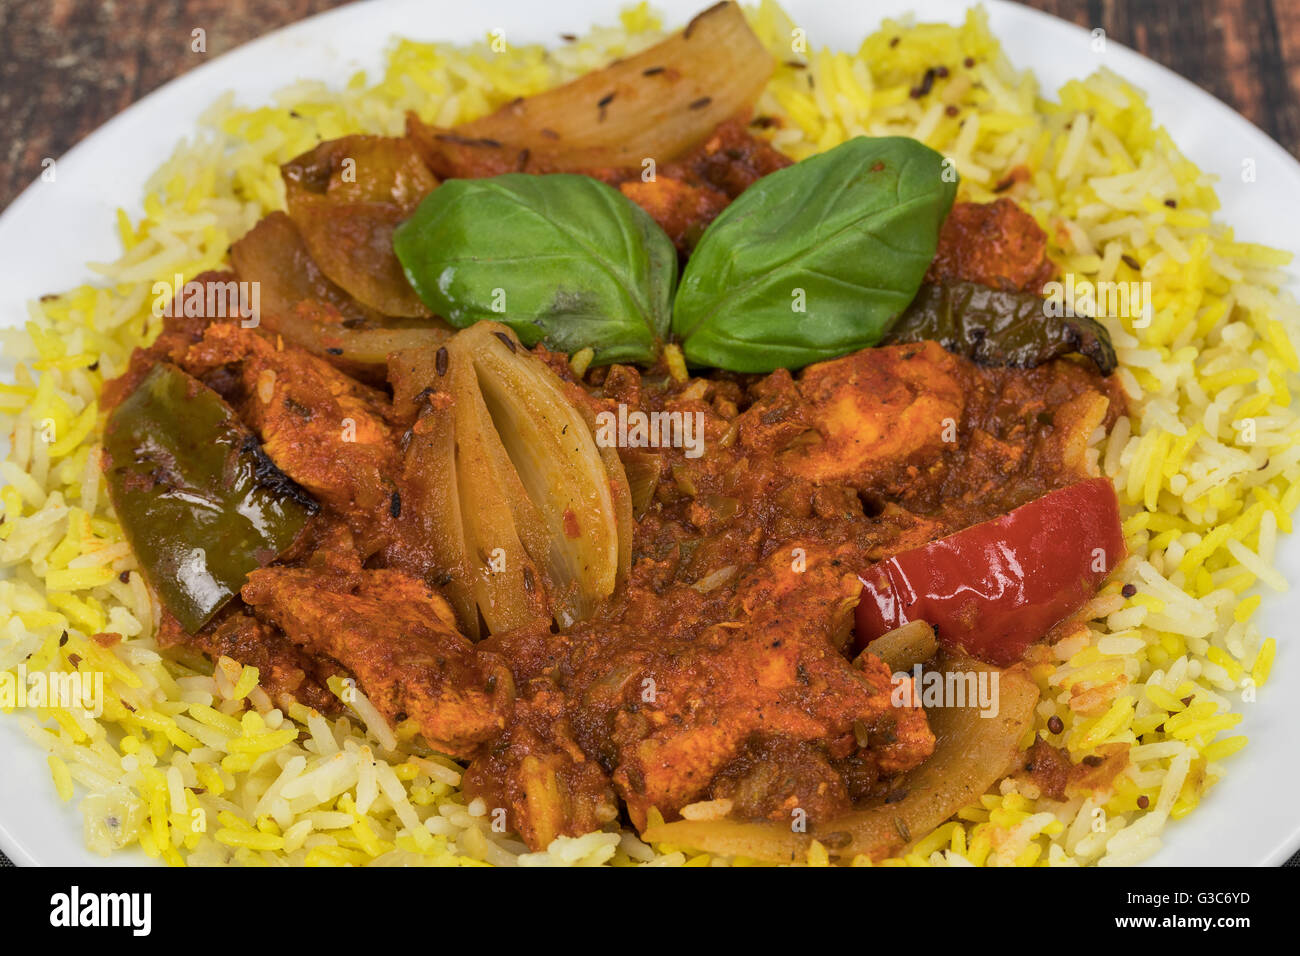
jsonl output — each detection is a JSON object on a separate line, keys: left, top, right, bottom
{"left": 394, "top": 173, "right": 676, "bottom": 365}
{"left": 671, "top": 136, "right": 958, "bottom": 372}
{"left": 886, "top": 280, "right": 1118, "bottom": 375}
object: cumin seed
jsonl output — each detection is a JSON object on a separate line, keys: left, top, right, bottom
{"left": 910, "top": 67, "right": 937, "bottom": 99}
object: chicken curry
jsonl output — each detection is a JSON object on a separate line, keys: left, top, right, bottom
{"left": 98, "top": 2, "right": 1128, "bottom": 862}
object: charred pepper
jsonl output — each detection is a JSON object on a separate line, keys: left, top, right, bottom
{"left": 102, "top": 363, "right": 317, "bottom": 633}
{"left": 885, "top": 279, "right": 1117, "bottom": 375}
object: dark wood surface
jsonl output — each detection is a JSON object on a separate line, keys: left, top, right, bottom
{"left": 2, "top": 0, "right": 1299, "bottom": 210}
{"left": 0, "top": 0, "right": 1297, "bottom": 868}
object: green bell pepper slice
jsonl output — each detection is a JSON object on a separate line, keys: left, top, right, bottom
{"left": 102, "top": 363, "right": 318, "bottom": 634}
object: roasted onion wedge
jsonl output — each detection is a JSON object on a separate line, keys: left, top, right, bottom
{"left": 399, "top": 393, "right": 481, "bottom": 639}
{"left": 229, "top": 211, "right": 379, "bottom": 325}
{"left": 408, "top": 1, "right": 773, "bottom": 176}
{"left": 860, "top": 619, "right": 938, "bottom": 673}
{"left": 445, "top": 337, "right": 553, "bottom": 634}
{"left": 594, "top": 422, "right": 634, "bottom": 594}
{"left": 462, "top": 323, "right": 631, "bottom": 624}
{"left": 390, "top": 325, "right": 632, "bottom": 635}
{"left": 254, "top": 303, "right": 450, "bottom": 383}
{"left": 640, "top": 655, "right": 1040, "bottom": 864}
{"left": 619, "top": 447, "right": 662, "bottom": 518}
{"left": 285, "top": 199, "right": 430, "bottom": 318}
{"left": 281, "top": 135, "right": 437, "bottom": 317}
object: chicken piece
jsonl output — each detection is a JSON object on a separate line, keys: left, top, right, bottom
{"left": 618, "top": 177, "right": 728, "bottom": 254}
{"left": 708, "top": 736, "right": 853, "bottom": 822}
{"left": 242, "top": 565, "right": 513, "bottom": 758}
{"left": 981, "top": 360, "right": 1119, "bottom": 479}
{"left": 661, "top": 118, "right": 793, "bottom": 198}
{"left": 462, "top": 680, "right": 619, "bottom": 850}
{"left": 559, "top": 544, "right": 934, "bottom": 832}
{"left": 157, "top": 603, "right": 342, "bottom": 715}
{"left": 743, "top": 338, "right": 1120, "bottom": 531}
{"left": 181, "top": 324, "right": 400, "bottom": 551}
{"left": 477, "top": 538, "right": 934, "bottom": 848}
{"left": 619, "top": 119, "right": 790, "bottom": 252}
{"left": 926, "top": 198, "right": 1057, "bottom": 293}
{"left": 885, "top": 356, "right": 1124, "bottom": 521}
{"left": 748, "top": 341, "right": 966, "bottom": 494}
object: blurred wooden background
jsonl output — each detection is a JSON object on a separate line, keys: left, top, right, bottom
{"left": 1, "top": 0, "right": 1299, "bottom": 209}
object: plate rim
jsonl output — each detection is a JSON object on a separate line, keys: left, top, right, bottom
{"left": 0, "top": 0, "right": 1297, "bottom": 867}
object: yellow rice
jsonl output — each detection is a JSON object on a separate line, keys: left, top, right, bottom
{"left": 1, "top": 1, "right": 1296, "bottom": 866}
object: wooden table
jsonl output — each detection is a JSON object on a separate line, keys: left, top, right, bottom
{"left": 1, "top": 0, "right": 1298, "bottom": 209}
{"left": 0, "top": 0, "right": 1297, "bottom": 869}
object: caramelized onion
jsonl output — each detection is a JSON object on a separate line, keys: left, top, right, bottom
{"left": 620, "top": 448, "right": 662, "bottom": 517}
{"left": 395, "top": 324, "right": 632, "bottom": 635}
{"left": 463, "top": 323, "right": 630, "bottom": 625}
{"left": 445, "top": 337, "right": 553, "bottom": 634}
{"left": 256, "top": 307, "right": 450, "bottom": 382}
{"left": 640, "top": 655, "right": 1040, "bottom": 863}
{"left": 229, "top": 211, "right": 378, "bottom": 324}
{"left": 280, "top": 135, "right": 437, "bottom": 317}
{"left": 860, "top": 619, "right": 938, "bottom": 673}
{"left": 400, "top": 394, "right": 480, "bottom": 639}
{"left": 408, "top": 2, "right": 773, "bottom": 175}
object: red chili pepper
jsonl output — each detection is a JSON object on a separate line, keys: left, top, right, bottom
{"left": 855, "top": 478, "right": 1126, "bottom": 665}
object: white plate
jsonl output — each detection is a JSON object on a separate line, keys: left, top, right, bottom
{"left": 1, "top": 0, "right": 1297, "bottom": 867}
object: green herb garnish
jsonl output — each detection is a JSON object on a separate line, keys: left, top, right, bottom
{"left": 672, "top": 136, "right": 957, "bottom": 372}
{"left": 394, "top": 174, "right": 677, "bottom": 366}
